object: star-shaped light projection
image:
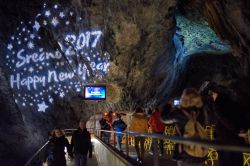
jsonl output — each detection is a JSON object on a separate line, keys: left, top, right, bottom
{"left": 59, "top": 92, "right": 65, "bottom": 98}
{"left": 45, "top": 10, "right": 51, "bottom": 17}
{"left": 27, "top": 41, "right": 34, "bottom": 49}
{"left": 3, "top": 2, "right": 111, "bottom": 112}
{"left": 38, "top": 101, "right": 48, "bottom": 112}
{"left": 43, "top": 20, "right": 47, "bottom": 25}
{"left": 59, "top": 12, "right": 65, "bottom": 18}
{"left": 33, "top": 21, "right": 40, "bottom": 31}
{"left": 51, "top": 17, "right": 59, "bottom": 27}
{"left": 29, "top": 67, "right": 34, "bottom": 73}
{"left": 30, "top": 34, "right": 35, "bottom": 39}
{"left": 7, "top": 44, "right": 13, "bottom": 50}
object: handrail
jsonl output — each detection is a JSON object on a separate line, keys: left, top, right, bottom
{"left": 23, "top": 128, "right": 83, "bottom": 166}
{"left": 94, "top": 136, "right": 135, "bottom": 166}
{"left": 96, "top": 129, "right": 250, "bottom": 153}
{"left": 24, "top": 140, "right": 50, "bottom": 166}
{"left": 24, "top": 128, "right": 250, "bottom": 166}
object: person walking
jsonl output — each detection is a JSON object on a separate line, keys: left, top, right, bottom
{"left": 99, "top": 114, "right": 111, "bottom": 143}
{"left": 129, "top": 107, "right": 148, "bottom": 163}
{"left": 112, "top": 114, "right": 127, "bottom": 151}
{"left": 148, "top": 107, "right": 165, "bottom": 156}
{"left": 46, "top": 127, "right": 72, "bottom": 166}
{"left": 162, "top": 88, "right": 208, "bottom": 166}
{"left": 71, "top": 119, "right": 92, "bottom": 166}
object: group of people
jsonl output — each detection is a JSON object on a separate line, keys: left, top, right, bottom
{"left": 99, "top": 81, "right": 249, "bottom": 166}
{"left": 99, "top": 111, "right": 127, "bottom": 151}
{"left": 161, "top": 82, "right": 250, "bottom": 166}
{"left": 43, "top": 120, "right": 92, "bottom": 166}
{"left": 98, "top": 106, "right": 165, "bottom": 164}
{"left": 42, "top": 81, "right": 249, "bottom": 166}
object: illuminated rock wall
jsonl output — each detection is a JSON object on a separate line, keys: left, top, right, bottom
{"left": 0, "top": 0, "right": 178, "bottom": 164}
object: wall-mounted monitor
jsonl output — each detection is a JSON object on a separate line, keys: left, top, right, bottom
{"left": 84, "top": 85, "right": 106, "bottom": 100}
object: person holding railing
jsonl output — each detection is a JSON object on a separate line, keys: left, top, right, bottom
{"left": 113, "top": 113, "right": 127, "bottom": 151}
{"left": 129, "top": 107, "right": 149, "bottom": 163}
{"left": 44, "top": 127, "right": 72, "bottom": 166}
{"left": 71, "top": 119, "right": 92, "bottom": 166}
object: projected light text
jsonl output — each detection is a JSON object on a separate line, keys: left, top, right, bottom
{"left": 4, "top": 3, "right": 110, "bottom": 112}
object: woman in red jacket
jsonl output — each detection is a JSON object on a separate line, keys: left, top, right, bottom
{"left": 148, "top": 107, "right": 165, "bottom": 156}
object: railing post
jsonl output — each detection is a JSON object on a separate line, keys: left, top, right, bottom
{"left": 113, "top": 131, "right": 116, "bottom": 148}
{"left": 126, "top": 133, "right": 129, "bottom": 157}
{"left": 153, "top": 137, "right": 159, "bottom": 166}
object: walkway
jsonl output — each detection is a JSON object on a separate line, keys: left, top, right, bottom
{"left": 66, "top": 154, "right": 99, "bottom": 166}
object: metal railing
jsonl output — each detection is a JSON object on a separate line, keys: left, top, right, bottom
{"left": 95, "top": 129, "right": 250, "bottom": 166}
{"left": 24, "top": 128, "right": 90, "bottom": 166}
{"left": 24, "top": 140, "right": 50, "bottom": 166}
{"left": 96, "top": 129, "right": 250, "bottom": 152}
{"left": 24, "top": 128, "right": 250, "bottom": 166}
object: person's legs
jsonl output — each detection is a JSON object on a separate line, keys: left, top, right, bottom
{"left": 156, "top": 132, "right": 164, "bottom": 155}
{"left": 151, "top": 137, "right": 157, "bottom": 155}
{"left": 134, "top": 137, "right": 140, "bottom": 159}
{"left": 81, "top": 154, "right": 87, "bottom": 166}
{"left": 117, "top": 135, "right": 123, "bottom": 151}
{"left": 140, "top": 137, "right": 145, "bottom": 161}
{"left": 74, "top": 154, "right": 81, "bottom": 166}
{"left": 75, "top": 154, "right": 87, "bottom": 166}
{"left": 159, "top": 138, "right": 164, "bottom": 155}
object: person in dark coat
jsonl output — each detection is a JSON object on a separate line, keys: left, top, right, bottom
{"left": 46, "top": 127, "right": 72, "bottom": 166}
{"left": 201, "top": 82, "right": 248, "bottom": 166}
{"left": 162, "top": 88, "right": 207, "bottom": 166}
{"left": 71, "top": 119, "right": 92, "bottom": 166}
{"left": 99, "top": 115, "right": 111, "bottom": 143}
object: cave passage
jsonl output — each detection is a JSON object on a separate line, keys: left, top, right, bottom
{"left": 1, "top": 0, "right": 250, "bottom": 166}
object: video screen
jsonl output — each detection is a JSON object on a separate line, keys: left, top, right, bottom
{"left": 84, "top": 86, "right": 106, "bottom": 100}
{"left": 173, "top": 99, "right": 180, "bottom": 106}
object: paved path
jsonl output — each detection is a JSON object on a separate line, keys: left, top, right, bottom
{"left": 66, "top": 155, "right": 99, "bottom": 166}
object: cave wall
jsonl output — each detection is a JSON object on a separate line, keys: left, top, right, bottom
{"left": 0, "top": 0, "right": 177, "bottom": 164}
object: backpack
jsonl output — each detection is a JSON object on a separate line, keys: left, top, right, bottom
{"left": 178, "top": 110, "right": 209, "bottom": 158}
{"left": 114, "top": 120, "right": 127, "bottom": 132}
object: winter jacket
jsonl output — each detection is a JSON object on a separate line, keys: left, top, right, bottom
{"left": 164, "top": 106, "right": 207, "bottom": 163}
{"left": 71, "top": 128, "right": 92, "bottom": 156}
{"left": 100, "top": 118, "right": 111, "bottom": 130}
{"left": 129, "top": 113, "right": 148, "bottom": 133}
{"left": 149, "top": 111, "right": 165, "bottom": 132}
{"left": 46, "top": 136, "right": 71, "bottom": 166}
{"left": 113, "top": 119, "right": 127, "bottom": 136}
